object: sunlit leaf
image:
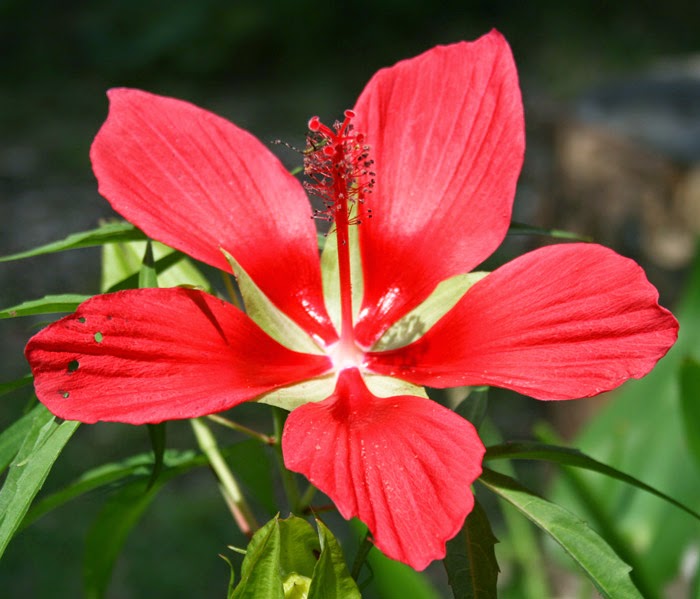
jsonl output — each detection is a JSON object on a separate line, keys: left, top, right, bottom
{"left": 138, "top": 240, "right": 159, "bottom": 288}
{"left": 102, "top": 241, "right": 209, "bottom": 293}
{"left": 0, "top": 294, "right": 92, "bottom": 319}
{"left": 231, "top": 517, "right": 285, "bottom": 599}
{"left": 0, "top": 410, "right": 79, "bottom": 559}
{"left": 231, "top": 515, "right": 359, "bottom": 599}
{"left": 444, "top": 499, "right": 499, "bottom": 599}
{"left": 479, "top": 468, "right": 642, "bottom": 599}
{"left": 0, "top": 403, "right": 48, "bottom": 474}
{"left": 0, "top": 221, "right": 145, "bottom": 262}
{"left": 485, "top": 441, "right": 700, "bottom": 521}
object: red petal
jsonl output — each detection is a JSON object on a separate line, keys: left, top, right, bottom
{"left": 352, "top": 31, "right": 525, "bottom": 347}
{"left": 282, "top": 368, "right": 484, "bottom": 570}
{"left": 25, "top": 288, "right": 331, "bottom": 424}
{"left": 367, "top": 244, "right": 678, "bottom": 399}
{"left": 91, "top": 89, "right": 335, "bottom": 343}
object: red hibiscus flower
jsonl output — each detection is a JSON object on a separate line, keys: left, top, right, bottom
{"left": 25, "top": 31, "right": 678, "bottom": 570}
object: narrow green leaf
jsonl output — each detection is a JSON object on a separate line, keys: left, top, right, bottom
{"left": 138, "top": 240, "right": 159, "bottom": 288}
{"left": 680, "top": 358, "right": 700, "bottom": 472}
{"left": 105, "top": 250, "right": 184, "bottom": 292}
{"left": 444, "top": 499, "right": 499, "bottom": 599}
{"left": 485, "top": 441, "right": 700, "bottom": 521}
{"left": 0, "top": 221, "right": 145, "bottom": 262}
{"left": 22, "top": 449, "right": 204, "bottom": 530}
{"left": 507, "top": 221, "right": 592, "bottom": 241}
{"left": 309, "top": 519, "right": 361, "bottom": 599}
{"left": 80, "top": 449, "right": 209, "bottom": 598}
{"left": 83, "top": 479, "right": 163, "bottom": 599}
{"left": 0, "top": 403, "right": 49, "bottom": 474}
{"left": 479, "top": 468, "right": 642, "bottom": 599}
{"left": 0, "top": 413, "right": 79, "bottom": 559}
{"left": 0, "top": 373, "right": 33, "bottom": 397}
{"left": 0, "top": 294, "right": 91, "bottom": 319}
{"left": 220, "top": 553, "right": 236, "bottom": 599}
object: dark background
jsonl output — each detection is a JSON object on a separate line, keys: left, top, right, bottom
{"left": 2, "top": 1, "right": 699, "bottom": 597}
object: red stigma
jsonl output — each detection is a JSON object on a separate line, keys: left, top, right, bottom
{"left": 303, "top": 111, "right": 374, "bottom": 225}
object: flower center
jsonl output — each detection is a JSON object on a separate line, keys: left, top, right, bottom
{"left": 304, "top": 112, "right": 374, "bottom": 361}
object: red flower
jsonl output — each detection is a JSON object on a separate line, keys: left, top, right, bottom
{"left": 25, "top": 31, "right": 678, "bottom": 570}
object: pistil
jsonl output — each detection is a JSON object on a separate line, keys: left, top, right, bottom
{"left": 304, "top": 111, "right": 374, "bottom": 352}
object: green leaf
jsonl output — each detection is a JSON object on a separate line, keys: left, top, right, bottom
{"left": 0, "top": 294, "right": 92, "bottom": 319}
{"left": 556, "top": 248, "right": 700, "bottom": 586}
{"left": 232, "top": 517, "right": 285, "bottom": 599}
{"left": 0, "top": 403, "right": 49, "bottom": 475}
{"left": 81, "top": 448, "right": 213, "bottom": 599}
{"left": 0, "top": 221, "right": 146, "bottom": 262}
{"left": 221, "top": 553, "right": 237, "bottom": 599}
{"left": 485, "top": 441, "right": 700, "bottom": 521}
{"left": 21, "top": 449, "right": 204, "bottom": 530}
{"left": 479, "top": 468, "right": 642, "bottom": 599}
{"left": 83, "top": 479, "right": 164, "bottom": 599}
{"left": 455, "top": 388, "right": 489, "bottom": 429}
{"left": 309, "top": 519, "right": 361, "bottom": 599}
{"left": 232, "top": 515, "right": 360, "bottom": 599}
{"left": 0, "top": 373, "right": 33, "bottom": 397}
{"left": 0, "top": 410, "right": 79, "bottom": 559}
{"left": 507, "top": 221, "right": 592, "bottom": 241}
{"left": 102, "top": 241, "right": 210, "bottom": 293}
{"left": 444, "top": 499, "right": 499, "bottom": 599}
{"left": 138, "top": 240, "right": 159, "bottom": 288}
{"left": 680, "top": 358, "right": 700, "bottom": 472}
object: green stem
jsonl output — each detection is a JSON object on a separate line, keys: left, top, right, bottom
{"left": 272, "top": 407, "right": 301, "bottom": 512}
{"left": 206, "top": 414, "right": 275, "bottom": 445}
{"left": 351, "top": 527, "right": 373, "bottom": 580}
{"left": 191, "top": 418, "right": 258, "bottom": 536}
{"left": 298, "top": 483, "right": 318, "bottom": 513}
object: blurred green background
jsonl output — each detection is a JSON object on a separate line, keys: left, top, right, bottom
{"left": 2, "top": 1, "right": 700, "bottom": 597}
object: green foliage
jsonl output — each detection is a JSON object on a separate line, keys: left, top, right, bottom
{"left": 0, "top": 294, "right": 92, "bottom": 319}
{"left": 444, "top": 499, "right": 499, "bottom": 599}
{"left": 679, "top": 358, "right": 700, "bottom": 471}
{"left": 0, "top": 406, "right": 80, "bottom": 559}
{"left": 231, "top": 515, "right": 360, "bottom": 599}
{"left": 0, "top": 222, "right": 145, "bottom": 263}
{"left": 551, "top": 247, "right": 700, "bottom": 589}
{"left": 479, "top": 468, "right": 643, "bottom": 598}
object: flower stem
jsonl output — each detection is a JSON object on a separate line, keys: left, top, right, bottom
{"left": 272, "top": 407, "right": 302, "bottom": 512}
{"left": 351, "top": 527, "right": 373, "bottom": 580}
{"left": 191, "top": 418, "right": 258, "bottom": 536}
{"left": 206, "top": 413, "right": 275, "bottom": 445}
